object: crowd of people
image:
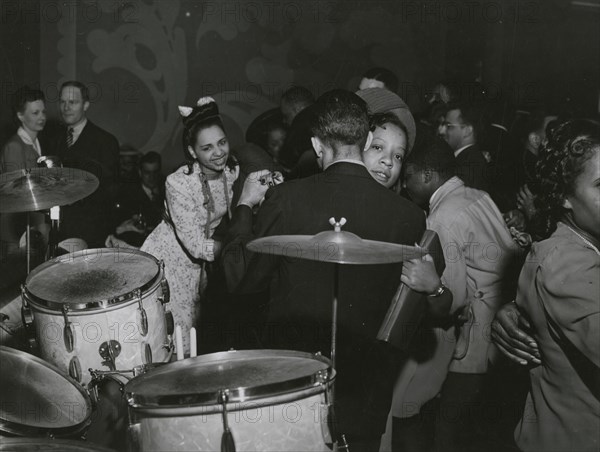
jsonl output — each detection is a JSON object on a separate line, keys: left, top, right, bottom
{"left": 0, "top": 67, "right": 598, "bottom": 452}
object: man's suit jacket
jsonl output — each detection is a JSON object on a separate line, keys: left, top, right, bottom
{"left": 55, "top": 120, "right": 119, "bottom": 248}
{"left": 115, "top": 181, "right": 164, "bottom": 246}
{"left": 455, "top": 144, "right": 490, "bottom": 193}
{"left": 222, "top": 161, "right": 426, "bottom": 440}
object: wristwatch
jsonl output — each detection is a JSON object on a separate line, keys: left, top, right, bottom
{"left": 428, "top": 283, "right": 447, "bottom": 298}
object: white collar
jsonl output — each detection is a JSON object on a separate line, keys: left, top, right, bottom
{"left": 17, "top": 127, "right": 41, "bottom": 156}
{"left": 324, "top": 158, "right": 366, "bottom": 170}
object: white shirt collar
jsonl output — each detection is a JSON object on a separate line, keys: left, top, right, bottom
{"left": 141, "top": 184, "right": 153, "bottom": 200}
{"left": 324, "top": 158, "right": 366, "bottom": 170}
{"left": 68, "top": 118, "right": 87, "bottom": 144}
{"left": 17, "top": 126, "right": 41, "bottom": 156}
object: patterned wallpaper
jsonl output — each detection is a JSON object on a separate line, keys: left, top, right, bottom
{"left": 39, "top": 0, "right": 446, "bottom": 171}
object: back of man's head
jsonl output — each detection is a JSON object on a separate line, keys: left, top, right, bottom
{"left": 406, "top": 135, "right": 456, "bottom": 179}
{"left": 310, "top": 89, "right": 370, "bottom": 157}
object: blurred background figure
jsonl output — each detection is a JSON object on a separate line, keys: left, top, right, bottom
{"left": 358, "top": 67, "right": 399, "bottom": 93}
{"left": 0, "top": 86, "right": 48, "bottom": 289}
{"left": 118, "top": 144, "right": 142, "bottom": 184}
{"left": 108, "top": 151, "right": 165, "bottom": 248}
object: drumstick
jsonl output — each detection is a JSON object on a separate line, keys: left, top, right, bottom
{"left": 190, "top": 327, "right": 197, "bottom": 358}
{"left": 175, "top": 325, "right": 184, "bottom": 360}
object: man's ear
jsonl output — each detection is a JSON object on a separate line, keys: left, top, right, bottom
{"left": 311, "top": 136, "right": 323, "bottom": 159}
{"left": 423, "top": 169, "right": 433, "bottom": 184}
{"left": 463, "top": 123, "right": 474, "bottom": 140}
{"left": 83, "top": 101, "right": 90, "bottom": 113}
{"left": 363, "top": 131, "right": 373, "bottom": 152}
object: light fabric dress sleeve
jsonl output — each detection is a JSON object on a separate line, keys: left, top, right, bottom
{"left": 165, "top": 172, "right": 215, "bottom": 262}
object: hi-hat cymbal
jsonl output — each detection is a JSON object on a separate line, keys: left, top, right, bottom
{"left": 0, "top": 167, "right": 99, "bottom": 213}
{"left": 247, "top": 218, "right": 426, "bottom": 265}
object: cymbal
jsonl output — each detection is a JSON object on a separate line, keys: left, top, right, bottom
{"left": 247, "top": 218, "right": 427, "bottom": 265}
{"left": 0, "top": 167, "right": 99, "bottom": 213}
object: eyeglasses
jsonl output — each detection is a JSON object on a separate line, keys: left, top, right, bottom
{"left": 440, "top": 122, "right": 465, "bottom": 129}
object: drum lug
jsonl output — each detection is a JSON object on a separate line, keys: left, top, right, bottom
{"left": 163, "top": 335, "right": 174, "bottom": 353}
{"left": 135, "top": 290, "right": 148, "bottom": 337}
{"left": 20, "top": 285, "right": 34, "bottom": 330}
{"left": 218, "top": 390, "right": 236, "bottom": 452}
{"left": 62, "top": 305, "right": 75, "bottom": 353}
{"left": 99, "top": 340, "right": 121, "bottom": 371}
{"left": 127, "top": 419, "right": 142, "bottom": 452}
{"left": 165, "top": 310, "right": 174, "bottom": 335}
{"left": 69, "top": 356, "right": 82, "bottom": 382}
{"left": 159, "top": 275, "right": 170, "bottom": 304}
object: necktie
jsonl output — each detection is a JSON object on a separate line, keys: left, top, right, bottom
{"left": 66, "top": 127, "right": 74, "bottom": 148}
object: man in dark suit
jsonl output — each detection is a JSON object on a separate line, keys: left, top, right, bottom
{"left": 54, "top": 81, "right": 120, "bottom": 248}
{"left": 110, "top": 151, "right": 164, "bottom": 247}
{"left": 222, "top": 90, "right": 426, "bottom": 450}
{"left": 439, "top": 101, "right": 490, "bottom": 193}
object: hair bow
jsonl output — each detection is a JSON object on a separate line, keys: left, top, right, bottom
{"left": 178, "top": 96, "right": 216, "bottom": 117}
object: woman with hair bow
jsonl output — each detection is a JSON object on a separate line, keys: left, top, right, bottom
{"left": 141, "top": 97, "right": 240, "bottom": 355}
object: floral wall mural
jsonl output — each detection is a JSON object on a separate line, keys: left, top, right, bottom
{"left": 39, "top": 0, "right": 445, "bottom": 171}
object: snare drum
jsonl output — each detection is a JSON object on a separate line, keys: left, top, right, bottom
{"left": 0, "top": 346, "right": 92, "bottom": 438}
{"left": 125, "top": 350, "right": 336, "bottom": 451}
{"left": 22, "top": 248, "right": 173, "bottom": 385}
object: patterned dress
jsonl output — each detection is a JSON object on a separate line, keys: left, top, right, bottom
{"left": 141, "top": 162, "right": 238, "bottom": 355}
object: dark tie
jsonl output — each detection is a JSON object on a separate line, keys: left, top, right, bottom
{"left": 66, "top": 127, "right": 74, "bottom": 148}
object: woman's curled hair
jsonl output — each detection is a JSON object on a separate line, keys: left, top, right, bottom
{"left": 533, "top": 119, "right": 600, "bottom": 238}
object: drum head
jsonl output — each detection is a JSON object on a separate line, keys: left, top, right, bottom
{"left": 126, "top": 350, "right": 333, "bottom": 408}
{"left": 0, "top": 438, "right": 115, "bottom": 451}
{"left": 0, "top": 346, "right": 91, "bottom": 437}
{"left": 25, "top": 248, "right": 160, "bottom": 310}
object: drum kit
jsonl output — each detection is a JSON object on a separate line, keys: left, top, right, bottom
{"left": 0, "top": 168, "right": 425, "bottom": 451}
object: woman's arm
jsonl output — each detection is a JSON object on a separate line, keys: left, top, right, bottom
{"left": 165, "top": 174, "right": 216, "bottom": 261}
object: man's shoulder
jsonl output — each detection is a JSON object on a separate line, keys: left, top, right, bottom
{"left": 83, "top": 120, "right": 119, "bottom": 145}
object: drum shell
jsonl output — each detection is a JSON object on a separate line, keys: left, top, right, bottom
{"left": 0, "top": 346, "right": 92, "bottom": 439}
{"left": 24, "top": 264, "right": 171, "bottom": 385}
{"left": 125, "top": 350, "right": 335, "bottom": 452}
{"left": 27, "top": 296, "right": 170, "bottom": 385}
{"left": 128, "top": 385, "right": 332, "bottom": 452}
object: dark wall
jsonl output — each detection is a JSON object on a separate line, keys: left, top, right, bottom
{"left": 1, "top": 0, "right": 599, "bottom": 173}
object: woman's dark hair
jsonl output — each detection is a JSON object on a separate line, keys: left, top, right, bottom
{"left": 369, "top": 112, "right": 409, "bottom": 151}
{"left": 12, "top": 86, "right": 45, "bottom": 124}
{"left": 361, "top": 67, "right": 398, "bottom": 93}
{"left": 534, "top": 119, "right": 600, "bottom": 238}
{"left": 181, "top": 98, "right": 228, "bottom": 174}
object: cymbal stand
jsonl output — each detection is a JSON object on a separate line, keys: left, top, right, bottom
{"left": 46, "top": 206, "right": 61, "bottom": 259}
{"left": 26, "top": 212, "right": 31, "bottom": 274}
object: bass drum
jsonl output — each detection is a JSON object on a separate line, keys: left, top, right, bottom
{"left": 0, "top": 346, "right": 91, "bottom": 439}
{"left": 125, "top": 349, "right": 336, "bottom": 451}
{"left": 22, "top": 248, "right": 173, "bottom": 385}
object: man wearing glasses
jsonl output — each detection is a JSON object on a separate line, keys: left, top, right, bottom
{"left": 439, "top": 101, "right": 490, "bottom": 193}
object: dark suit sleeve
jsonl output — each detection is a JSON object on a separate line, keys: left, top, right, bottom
{"left": 221, "top": 188, "right": 284, "bottom": 294}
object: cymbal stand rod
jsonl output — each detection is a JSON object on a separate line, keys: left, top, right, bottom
{"left": 26, "top": 212, "right": 30, "bottom": 274}
{"left": 331, "top": 263, "right": 339, "bottom": 371}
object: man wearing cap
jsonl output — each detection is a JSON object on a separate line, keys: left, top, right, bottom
{"left": 222, "top": 89, "right": 427, "bottom": 450}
